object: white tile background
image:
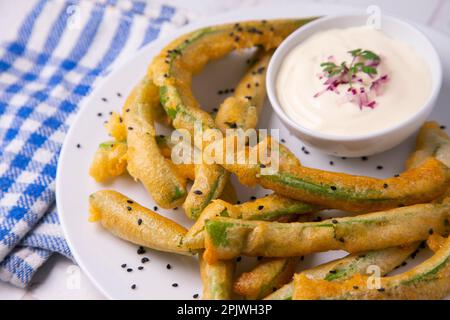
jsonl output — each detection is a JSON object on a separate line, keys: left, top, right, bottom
{"left": 0, "top": 0, "right": 448, "bottom": 299}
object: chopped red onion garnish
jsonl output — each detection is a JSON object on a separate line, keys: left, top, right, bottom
{"left": 315, "top": 50, "right": 388, "bottom": 110}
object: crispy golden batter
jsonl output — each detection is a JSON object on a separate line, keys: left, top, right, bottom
{"left": 293, "top": 236, "right": 450, "bottom": 300}
{"left": 89, "top": 190, "right": 192, "bottom": 255}
{"left": 216, "top": 49, "right": 273, "bottom": 132}
{"left": 234, "top": 257, "right": 299, "bottom": 300}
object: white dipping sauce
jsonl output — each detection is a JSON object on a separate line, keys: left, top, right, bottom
{"left": 276, "top": 26, "right": 432, "bottom": 136}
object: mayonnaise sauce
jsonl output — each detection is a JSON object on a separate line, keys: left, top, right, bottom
{"left": 276, "top": 26, "right": 432, "bottom": 136}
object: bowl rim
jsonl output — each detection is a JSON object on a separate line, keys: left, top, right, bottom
{"left": 266, "top": 13, "right": 443, "bottom": 142}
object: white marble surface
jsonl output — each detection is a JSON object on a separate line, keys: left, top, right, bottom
{"left": 1, "top": 0, "right": 448, "bottom": 300}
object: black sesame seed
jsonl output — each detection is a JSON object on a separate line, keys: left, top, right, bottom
{"left": 173, "top": 207, "right": 178, "bottom": 210}
{"left": 339, "top": 237, "right": 345, "bottom": 243}
{"left": 377, "top": 288, "right": 385, "bottom": 292}
{"left": 153, "top": 206, "right": 158, "bottom": 211}
{"left": 193, "top": 294, "right": 199, "bottom": 299}
{"left": 128, "top": 127, "right": 133, "bottom": 130}
{"left": 76, "top": 143, "right": 81, "bottom": 148}
{"left": 361, "top": 156, "right": 368, "bottom": 161}
{"left": 141, "top": 257, "right": 149, "bottom": 263}
{"left": 172, "top": 283, "right": 178, "bottom": 287}
{"left": 127, "top": 268, "right": 133, "bottom": 272}
{"left": 401, "top": 261, "right": 407, "bottom": 267}
{"left": 101, "top": 97, "right": 107, "bottom": 102}
{"left": 332, "top": 219, "right": 338, "bottom": 224}
{"left": 281, "top": 138, "right": 286, "bottom": 143}
{"left": 330, "top": 186, "right": 337, "bottom": 191}
{"left": 440, "top": 125, "right": 446, "bottom": 130}
{"left": 121, "top": 264, "right": 127, "bottom": 268}
{"left": 329, "top": 270, "right": 337, "bottom": 274}
{"left": 353, "top": 286, "right": 359, "bottom": 290}
{"left": 164, "top": 74, "right": 168, "bottom": 78}
{"left": 429, "top": 228, "right": 434, "bottom": 235}
{"left": 127, "top": 206, "right": 132, "bottom": 211}
{"left": 127, "top": 200, "right": 133, "bottom": 204}
{"left": 137, "top": 247, "right": 146, "bottom": 255}
{"left": 212, "top": 108, "right": 218, "bottom": 112}
{"left": 97, "top": 112, "right": 102, "bottom": 117}
{"left": 341, "top": 157, "right": 347, "bottom": 160}
{"left": 394, "top": 174, "right": 400, "bottom": 177}
{"left": 117, "top": 92, "right": 122, "bottom": 97}
{"left": 131, "top": 284, "right": 136, "bottom": 289}
{"left": 250, "top": 196, "right": 256, "bottom": 200}
{"left": 260, "top": 163, "right": 266, "bottom": 168}
{"left": 137, "top": 219, "right": 142, "bottom": 226}
{"left": 236, "top": 256, "right": 242, "bottom": 262}
{"left": 193, "top": 190, "right": 203, "bottom": 195}
{"left": 258, "top": 205, "right": 264, "bottom": 210}
{"left": 377, "top": 165, "right": 383, "bottom": 170}
{"left": 138, "top": 266, "right": 144, "bottom": 271}
{"left": 167, "top": 264, "right": 172, "bottom": 270}
{"left": 329, "top": 161, "right": 334, "bottom": 165}
{"left": 383, "top": 183, "right": 389, "bottom": 188}
{"left": 245, "top": 95, "right": 252, "bottom": 100}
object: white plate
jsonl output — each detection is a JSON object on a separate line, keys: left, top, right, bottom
{"left": 57, "top": 3, "right": 450, "bottom": 299}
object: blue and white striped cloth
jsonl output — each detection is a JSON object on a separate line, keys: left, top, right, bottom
{"left": 0, "top": 0, "right": 191, "bottom": 288}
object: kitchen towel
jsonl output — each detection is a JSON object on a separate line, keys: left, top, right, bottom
{"left": 0, "top": 0, "right": 191, "bottom": 288}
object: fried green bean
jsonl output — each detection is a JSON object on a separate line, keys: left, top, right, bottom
{"left": 264, "top": 244, "right": 418, "bottom": 300}
{"left": 183, "top": 195, "right": 319, "bottom": 250}
{"left": 203, "top": 198, "right": 450, "bottom": 262}
{"left": 199, "top": 252, "right": 235, "bottom": 300}
{"left": 293, "top": 235, "right": 450, "bottom": 300}
{"left": 123, "top": 77, "right": 187, "bottom": 208}
{"left": 407, "top": 121, "right": 450, "bottom": 169}
{"left": 89, "top": 190, "right": 192, "bottom": 255}
{"left": 216, "top": 49, "right": 273, "bottom": 132}
{"left": 222, "top": 136, "right": 450, "bottom": 212}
